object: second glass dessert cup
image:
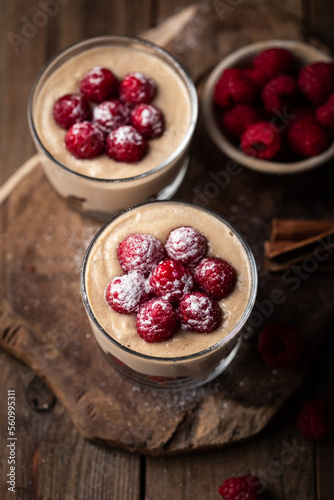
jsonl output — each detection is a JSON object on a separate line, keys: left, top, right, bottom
{"left": 28, "top": 35, "right": 198, "bottom": 220}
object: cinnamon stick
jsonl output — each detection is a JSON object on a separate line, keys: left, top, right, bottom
{"left": 264, "top": 219, "right": 334, "bottom": 272}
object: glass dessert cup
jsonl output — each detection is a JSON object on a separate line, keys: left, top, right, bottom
{"left": 81, "top": 200, "right": 258, "bottom": 390}
{"left": 28, "top": 35, "right": 198, "bottom": 220}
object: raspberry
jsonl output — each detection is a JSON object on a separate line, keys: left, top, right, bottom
{"left": 290, "top": 106, "right": 315, "bottom": 122}
{"left": 287, "top": 116, "right": 330, "bottom": 157}
{"left": 117, "top": 233, "right": 165, "bottom": 275}
{"left": 65, "top": 121, "right": 105, "bottom": 159}
{"left": 297, "top": 398, "right": 333, "bottom": 440}
{"left": 80, "top": 66, "right": 118, "bottom": 103}
{"left": 316, "top": 94, "right": 334, "bottom": 130}
{"left": 257, "top": 323, "right": 306, "bottom": 368}
{"left": 105, "top": 271, "right": 149, "bottom": 314}
{"left": 214, "top": 68, "right": 257, "bottom": 109}
{"left": 149, "top": 259, "right": 194, "bottom": 303}
{"left": 261, "top": 74, "right": 297, "bottom": 113}
{"left": 243, "top": 67, "right": 269, "bottom": 88}
{"left": 93, "top": 99, "right": 131, "bottom": 133}
{"left": 106, "top": 125, "right": 147, "bottom": 163}
{"left": 177, "top": 292, "right": 221, "bottom": 333}
{"left": 298, "top": 62, "right": 334, "bottom": 105}
{"left": 253, "top": 47, "right": 294, "bottom": 79}
{"left": 52, "top": 94, "right": 91, "bottom": 129}
{"left": 221, "top": 103, "right": 262, "bottom": 139}
{"left": 218, "top": 474, "right": 262, "bottom": 500}
{"left": 131, "top": 104, "right": 165, "bottom": 139}
{"left": 194, "top": 257, "right": 236, "bottom": 300}
{"left": 165, "top": 226, "right": 207, "bottom": 266}
{"left": 119, "top": 72, "right": 156, "bottom": 106}
{"left": 136, "top": 298, "right": 178, "bottom": 342}
{"left": 240, "top": 121, "right": 281, "bottom": 160}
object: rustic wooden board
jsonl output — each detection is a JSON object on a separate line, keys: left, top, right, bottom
{"left": 1, "top": 4, "right": 334, "bottom": 456}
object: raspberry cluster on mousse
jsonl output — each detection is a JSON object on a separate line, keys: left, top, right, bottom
{"left": 105, "top": 227, "right": 237, "bottom": 343}
{"left": 213, "top": 47, "right": 334, "bottom": 161}
{"left": 52, "top": 66, "right": 165, "bottom": 163}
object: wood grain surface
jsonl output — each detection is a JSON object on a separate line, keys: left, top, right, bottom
{"left": 1, "top": 1, "right": 334, "bottom": 499}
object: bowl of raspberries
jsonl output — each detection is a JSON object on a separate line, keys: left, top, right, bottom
{"left": 201, "top": 39, "right": 334, "bottom": 174}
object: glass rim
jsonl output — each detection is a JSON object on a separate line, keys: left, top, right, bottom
{"left": 80, "top": 200, "right": 258, "bottom": 363}
{"left": 28, "top": 34, "right": 198, "bottom": 184}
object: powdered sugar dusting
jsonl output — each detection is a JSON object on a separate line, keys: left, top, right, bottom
{"left": 106, "top": 271, "right": 147, "bottom": 314}
{"left": 132, "top": 71, "right": 151, "bottom": 84}
{"left": 93, "top": 100, "right": 130, "bottom": 133}
{"left": 131, "top": 104, "right": 164, "bottom": 139}
{"left": 120, "top": 72, "right": 157, "bottom": 104}
{"left": 136, "top": 298, "right": 177, "bottom": 341}
{"left": 112, "top": 125, "right": 144, "bottom": 145}
{"left": 85, "top": 66, "right": 107, "bottom": 84}
{"left": 149, "top": 260, "right": 194, "bottom": 302}
{"left": 178, "top": 293, "right": 221, "bottom": 333}
{"left": 166, "top": 226, "right": 207, "bottom": 266}
{"left": 118, "top": 233, "right": 165, "bottom": 274}
{"left": 140, "top": 106, "right": 161, "bottom": 131}
{"left": 94, "top": 103, "right": 117, "bottom": 122}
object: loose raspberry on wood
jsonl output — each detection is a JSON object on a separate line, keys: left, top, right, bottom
{"left": 257, "top": 322, "right": 306, "bottom": 368}
{"left": 297, "top": 397, "right": 333, "bottom": 440}
{"left": 218, "top": 474, "right": 263, "bottom": 500}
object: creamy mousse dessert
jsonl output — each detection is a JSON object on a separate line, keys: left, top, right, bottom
{"left": 29, "top": 36, "right": 197, "bottom": 218}
{"left": 82, "top": 201, "right": 257, "bottom": 388}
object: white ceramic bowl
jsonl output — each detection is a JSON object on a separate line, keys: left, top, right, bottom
{"left": 201, "top": 39, "right": 334, "bottom": 175}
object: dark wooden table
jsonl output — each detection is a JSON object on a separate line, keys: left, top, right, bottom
{"left": 1, "top": 1, "right": 334, "bottom": 499}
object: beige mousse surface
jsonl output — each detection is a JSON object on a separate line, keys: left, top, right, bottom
{"left": 35, "top": 45, "right": 191, "bottom": 180}
{"left": 85, "top": 202, "right": 252, "bottom": 358}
